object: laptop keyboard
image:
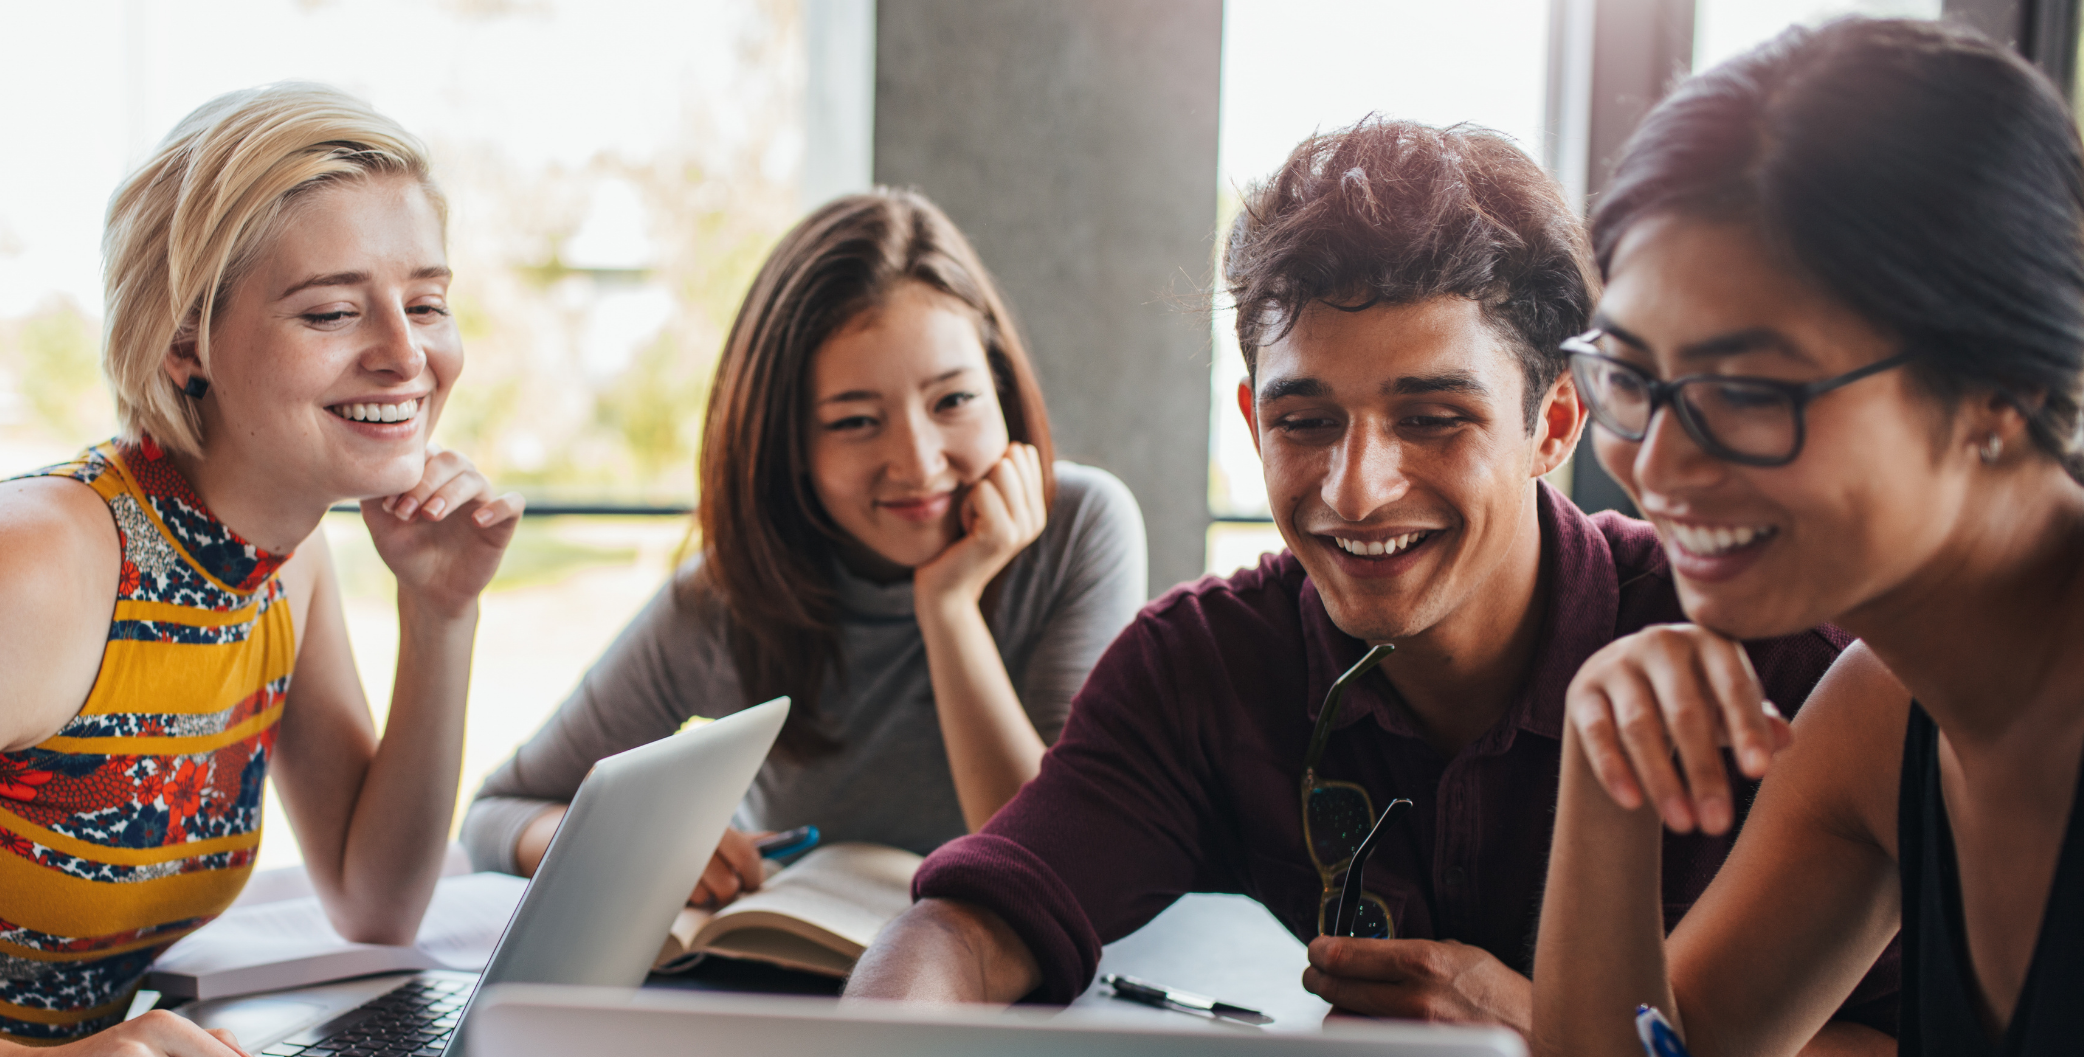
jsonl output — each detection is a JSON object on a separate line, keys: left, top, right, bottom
{"left": 256, "top": 973, "right": 471, "bottom": 1057}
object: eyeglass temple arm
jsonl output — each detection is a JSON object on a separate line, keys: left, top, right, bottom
{"left": 1300, "top": 644, "right": 1394, "bottom": 794}
{"left": 1800, "top": 349, "right": 1919, "bottom": 397}
{"left": 1335, "top": 797, "right": 1413, "bottom": 938}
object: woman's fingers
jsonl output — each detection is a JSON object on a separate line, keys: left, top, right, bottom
{"left": 1568, "top": 687, "right": 1646, "bottom": 810}
{"left": 1698, "top": 636, "right": 1776, "bottom": 777}
{"left": 472, "top": 491, "right": 527, "bottom": 529}
{"left": 113, "top": 1009, "right": 250, "bottom": 1055}
{"left": 989, "top": 454, "right": 1028, "bottom": 531}
{"left": 713, "top": 828, "right": 765, "bottom": 896}
{"left": 383, "top": 447, "right": 467, "bottom": 520}
{"left": 1644, "top": 647, "right": 1735, "bottom": 835}
{"left": 1565, "top": 625, "right": 1796, "bottom": 835}
{"left": 1607, "top": 671, "right": 1695, "bottom": 831}
{"left": 208, "top": 1027, "right": 254, "bottom": 1056}
{"left": 967, "top": 475, "right": 1015, "bottom": 546}
{"left": 692, "top": 850, "right": 744, "bottom": 908}
{"left": 414, "top": 465, "right": 489, "bottom": 522}
{"left": 992, "top": 442, "right": 1046, "bottom": 541}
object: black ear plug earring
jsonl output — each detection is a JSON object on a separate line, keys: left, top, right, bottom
{"left": 181, "top": 376, "right": 210, "bottom": 399}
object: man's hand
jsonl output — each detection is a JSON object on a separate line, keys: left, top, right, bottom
{"left": 1303, "top": 937, "right": 1530, "bottom": 1033}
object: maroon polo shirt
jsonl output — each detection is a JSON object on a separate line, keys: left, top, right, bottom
{"left": 915, "top": 483, "right": 1899, "bottom": 1032}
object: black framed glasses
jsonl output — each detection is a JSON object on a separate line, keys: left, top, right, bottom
{"left": 1301, "top": 643, "right": 1413, "bottom": 939}
{"left": 1563, "top": 329, "right": 1916, "bottom": 467}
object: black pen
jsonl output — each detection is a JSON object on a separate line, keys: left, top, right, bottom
{"left": 1101, "top": 973, "right": 1273, "bottom": 1025}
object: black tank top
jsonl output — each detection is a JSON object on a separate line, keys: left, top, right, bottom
{"left": 1899, "top": 703, "right": 2084, "bottom": 1054}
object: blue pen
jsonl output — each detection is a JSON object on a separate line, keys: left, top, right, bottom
{"left": 754, "top": 825, "right": 820, "bottom": 860}
{"left": 1636, "top": 1004, "right": 1693, "bottom": 1057}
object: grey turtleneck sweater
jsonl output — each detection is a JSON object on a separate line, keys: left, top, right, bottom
{"left": 460, "top": 462, "right": 1148, "bottom": 870}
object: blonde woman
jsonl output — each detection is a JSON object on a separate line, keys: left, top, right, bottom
{"left": 0, "top": 84, "right": 520, "bottom": 1053}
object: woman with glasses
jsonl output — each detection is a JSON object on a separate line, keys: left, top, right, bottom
{"left": 1533, "top": 18, "right": 2084, "bottom": 1056}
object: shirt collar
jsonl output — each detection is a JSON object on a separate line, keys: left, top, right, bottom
{"left": 1296, "top": 481, "right": 1619, "bottom": 745}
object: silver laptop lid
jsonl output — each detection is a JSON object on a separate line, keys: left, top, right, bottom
{"left": 474, "top": 697, "right": 788, "bottom": 991}
{"left": 462, "top": 986, "right": 1528, "bottom": 1057}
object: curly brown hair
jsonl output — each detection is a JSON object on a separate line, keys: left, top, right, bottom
{"left": 1224, "top": 117, "right": 1598, "bottom": 430}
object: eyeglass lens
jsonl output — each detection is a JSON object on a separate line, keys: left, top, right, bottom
{"left": 1317, "top": 891, "right": 1392, "bottom": 939}
{"left": 1571, "top": 346, "right": 1800, "bottom": 462}
{"left": 1305, "top": 782, "right": 1375, "bottom": 870}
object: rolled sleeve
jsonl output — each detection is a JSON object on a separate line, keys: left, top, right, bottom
{"left": 912, "top": 834, "right": 1102, "bottom": 1003}
{"left": 900, "top": 604, "right": 1234, "bottom": 1001}
{"left": 459, "top": 794, "right": 556, "bottom": 875}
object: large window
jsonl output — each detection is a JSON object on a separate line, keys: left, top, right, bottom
{"left": 1207, "top": 0, "right": 1554, "bottom": 576}
{"left": 1694, "top": 0, "right": 1942, "bottom": 68}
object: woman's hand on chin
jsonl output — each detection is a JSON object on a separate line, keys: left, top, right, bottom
{"left": 362, "top": 446, "right": 524, "bottom": 619}
{"left": 1564, "top": 623, "right": 1795, "bottom": 836}
{"left": 912, "top": 442, "right": 1046, "bottom": 609}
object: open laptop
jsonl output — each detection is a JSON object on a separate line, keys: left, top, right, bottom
{"left": 461, "top": 985, "right": 1528, "bottom": 1057}
{"left": 179, "top": 697, "right": 790, "bottom": 1057}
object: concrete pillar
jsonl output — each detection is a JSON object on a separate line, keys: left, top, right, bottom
{"left": 871, "top": 0, "right": 1223, "bottom": 595}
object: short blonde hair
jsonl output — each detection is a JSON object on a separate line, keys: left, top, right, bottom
{"left": 104, "top": 83, "right": 444, "bottom": 456}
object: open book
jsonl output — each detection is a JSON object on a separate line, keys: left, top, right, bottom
{"left": 654, "top": 842, "right": 921, "bottom": 977}
{"left": 146, "top": 872, "right": 529, "bottom": 1000}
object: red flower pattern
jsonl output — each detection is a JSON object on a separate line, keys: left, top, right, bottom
{"left": 0, "top": 760, "right": 52, "bottom": 802}
{"left": 139, "top": 759, "right": 213, "bottom": 839}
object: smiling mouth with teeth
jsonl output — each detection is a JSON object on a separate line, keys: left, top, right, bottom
{"left": 1665, "top": 522, "right": 1778, "bottom": 557}
{"left": 327, "top": 398, "right": 421, "bottom": 424}
{"left": 1333, "top": 531, "right": 1433, "bottom": 558}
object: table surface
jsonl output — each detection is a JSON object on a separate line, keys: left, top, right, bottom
{"left": 648, "top": 892, "right": 1335, "bottom": 1033}
{"left": 226, "top": 857, "right": 1334, "bottom": 1033}
{"left": 1070, "top": 892, "right": 1335, "bottom": 1032}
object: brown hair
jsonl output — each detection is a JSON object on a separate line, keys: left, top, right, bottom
{"left": 1224, "top": 116, "right": 1598, "bottom": 430}
{"left": 691, "top": 188, "right": 1055, "bottom": 757}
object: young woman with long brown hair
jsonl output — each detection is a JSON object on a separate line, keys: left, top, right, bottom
{"left": 462, "top": 189, "right": 1146, "bottom": 906}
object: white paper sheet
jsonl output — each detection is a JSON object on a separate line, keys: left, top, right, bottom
{"left": 148, "top": 872, "right": 528, "bottom": 999}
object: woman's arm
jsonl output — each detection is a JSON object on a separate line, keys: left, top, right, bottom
{"left": 1533, "top": 629, "right": 1905, "bottom": 1057}
{"left": 461, "top": 570, "right": 766, "bottom": 901}
{"left": 271, "top": 451, "right": 521, "bottom": 944}
{"left": 0, "top": 479, "right": 119, "bottom": 752}
{"left": 913, "top": 443, "right": 1052, "bottom": 831}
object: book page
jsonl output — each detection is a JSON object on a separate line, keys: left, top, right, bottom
{"left": 694, "top": 843, "right": 921, "bottom": 956}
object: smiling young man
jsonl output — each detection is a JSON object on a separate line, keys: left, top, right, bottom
{"left": 843, "top": 119, "right": 1895, "bottom": 1047}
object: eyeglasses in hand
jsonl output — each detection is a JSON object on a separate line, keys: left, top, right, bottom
{"left": 1300, "top": 643, "right": 1413, "bottom": 939}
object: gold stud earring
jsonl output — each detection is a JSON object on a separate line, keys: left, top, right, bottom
{"left": 1980, "top": 433, "right": 2003, "bottom": 464}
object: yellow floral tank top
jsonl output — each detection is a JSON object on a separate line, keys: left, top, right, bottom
{"left": 0, "top": 438, "right": 291, "bottom": 1043}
